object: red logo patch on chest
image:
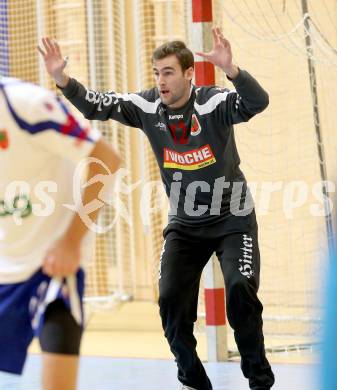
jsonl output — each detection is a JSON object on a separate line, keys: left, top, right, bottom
{"left": 44, "top": 102, "right": 54, "bottom": 111}
{"left": 191, "top": 114, "right": 201, "bottom": 136}
{"left": 0, "top": 129, "right": 9, "bottom": 150}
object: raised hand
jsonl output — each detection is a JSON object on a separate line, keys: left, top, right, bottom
{"left": 37, "top": 37, "right": 69, "bottom": 87}
{"left": 195, "top": 27, "right": 239, "bottom": 78}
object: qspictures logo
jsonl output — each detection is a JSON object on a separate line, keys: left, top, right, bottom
{"left": 163, "top": 144, "right": 216, "bottom": 170}
{"left": 0, "top": 129, "right": 9, "bottom": 150}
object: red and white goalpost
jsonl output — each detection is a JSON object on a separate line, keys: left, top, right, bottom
{"left": 190, "top": 0, "right": 228, "bottom": 362}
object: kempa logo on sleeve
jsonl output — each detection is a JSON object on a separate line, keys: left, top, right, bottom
{"left": 85, "top": 89, "right": 118, "bottom": 111}
{"left": 163, "top": 144, "right": 216, "bottom": 170}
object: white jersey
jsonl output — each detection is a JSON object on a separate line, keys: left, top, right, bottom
{"left": 0, "top": 78, "right": 101, "bottom": 283}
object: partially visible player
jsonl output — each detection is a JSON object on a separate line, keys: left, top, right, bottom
{"left": 321, "top": 255, "right": 337, "bottom": 390}
{"left": 321, "top": 200, "right": 337, "bottom": 390}
{"left": 0, "top": 77, "right": 120, "bottom": 390}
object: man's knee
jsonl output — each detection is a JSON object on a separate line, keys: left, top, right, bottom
{"left": 226, "top": 279, "right": 263, "bottom": 326}
{"left": 159, "top": 281, "right": 183, "bottom": 306}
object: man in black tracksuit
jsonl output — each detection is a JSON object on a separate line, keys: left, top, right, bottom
{"left": 39, "top": 27, "right": 275, "bottom": 389}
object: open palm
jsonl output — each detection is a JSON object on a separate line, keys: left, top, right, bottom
{"left": 37, "top": 37, "right": 67, "bottom": 80}
{"left": 196, "top": 27, "right": 233, "bottom": 72}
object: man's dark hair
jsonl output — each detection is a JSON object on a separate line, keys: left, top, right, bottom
{"left": 152, "top": 41, "right": 194, "bottom": 72}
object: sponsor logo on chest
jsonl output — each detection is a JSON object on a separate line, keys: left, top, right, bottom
{"left": 164, "top": 144, "right": 216, "bottom": 170}
{"left": 0, "top": 129, "right": 9, "bottom": 150}
{"left": 190, "top": 114, "right": 202, "bottom": 136}
{"left": 0, "top": 194, "right": 32, "bottom": 218}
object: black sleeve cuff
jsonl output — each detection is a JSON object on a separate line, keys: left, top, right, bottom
{"left": 228, "top": 68, "right": 250, "bottom": 89}
{"left": 226, "top": 67, "right": 243, "bottom": 82}
{"left": 56, "top": 77, "right": 78, "bottom": 98}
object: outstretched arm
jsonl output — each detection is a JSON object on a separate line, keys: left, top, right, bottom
{"left": 196, "top": 27, "right": 269, "bottom": 126}
{"left": 38, "top": 37, "right": 144, "bottom": 128}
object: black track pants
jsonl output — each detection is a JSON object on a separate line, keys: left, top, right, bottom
{"left": 158, "top": 223, "right": 275, "bottom": 390}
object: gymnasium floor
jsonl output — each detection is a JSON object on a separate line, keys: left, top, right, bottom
{"left": 0, "top": 301, "right": 320, "bottom": 389}
{"left": 0, "top": 356, "right": 317, "bottom": 389}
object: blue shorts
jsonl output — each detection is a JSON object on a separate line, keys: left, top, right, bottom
{"left": 0, "top": 268, "right": 85, "bottom": 375}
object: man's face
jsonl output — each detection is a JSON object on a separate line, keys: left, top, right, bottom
{"left": 153, "top": 55, "right": 194, "bottom": 109}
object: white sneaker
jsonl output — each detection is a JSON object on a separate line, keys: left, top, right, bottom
{"left": 180, "top": 386, "right": 197, "bottom": 390}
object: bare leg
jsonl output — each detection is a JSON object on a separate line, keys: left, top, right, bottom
{"left": 42, "top": 353, "right": 79, "bottom": 390}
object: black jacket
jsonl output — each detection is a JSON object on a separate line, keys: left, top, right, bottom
{"left": 61, "top": 69, "right": 269, "bottom": 232}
